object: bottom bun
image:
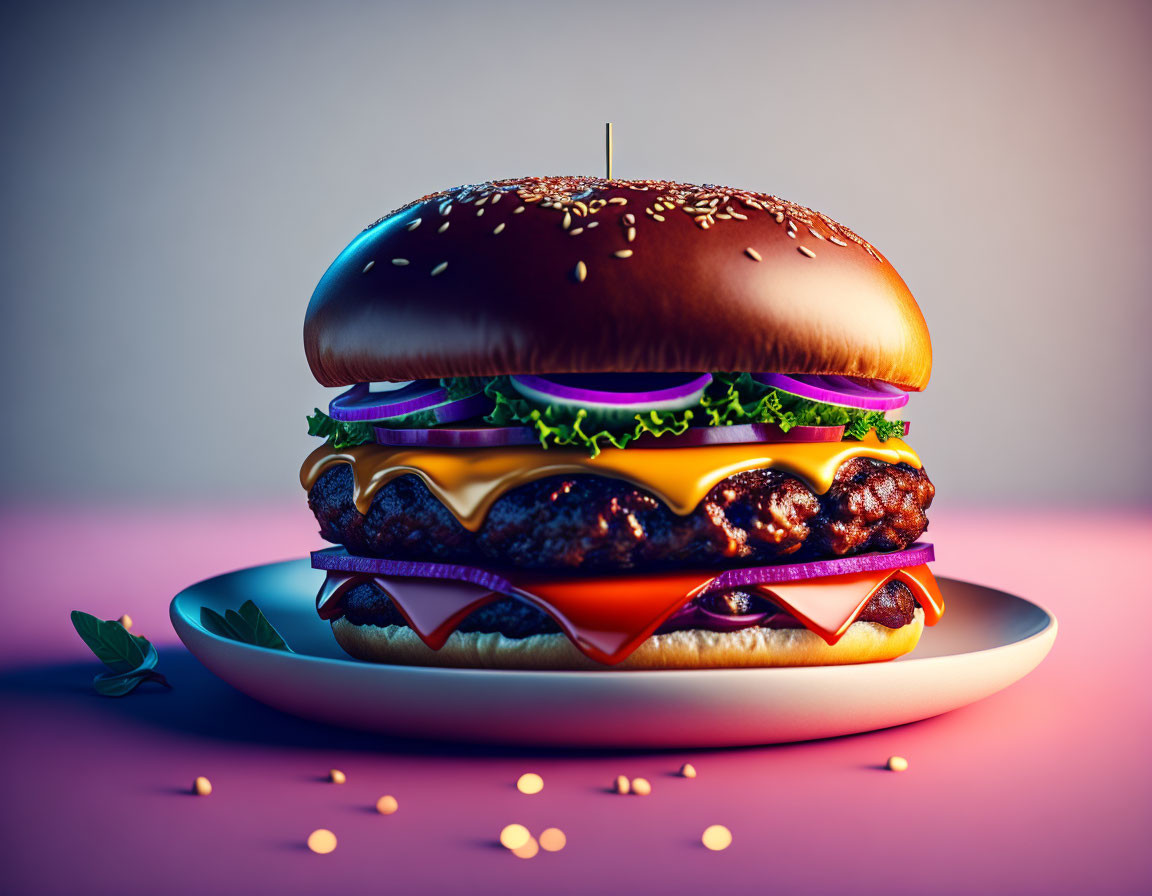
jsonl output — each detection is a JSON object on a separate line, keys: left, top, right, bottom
{"left": 331, "top": 609, "right": 924, "bottom": 670}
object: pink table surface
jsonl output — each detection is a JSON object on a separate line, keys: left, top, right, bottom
{"left": 1, "top": 502, "right": 1149, "bottom": 895}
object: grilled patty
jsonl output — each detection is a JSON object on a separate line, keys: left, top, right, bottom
{"left": 307, "top": 457, "right": 934, "bottom": 571}
{"left": 336, "top": 579, "right": 919, "bottom": 639}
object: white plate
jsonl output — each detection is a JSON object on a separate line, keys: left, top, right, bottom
{"left": 170, "top": 559, "right": 1056, "bottom": 748}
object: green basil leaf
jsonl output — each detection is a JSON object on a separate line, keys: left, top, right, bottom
{"left": 237, "top": 600, "right": 292, "bottom": 652}
{"left": 199, "top": 606, "right": 240, "bottom": 640}
{"left": 93, "top": 665, "right": 171, "bottom": 697}
{"left": 94, "top": 670, "right": 149, "bottom": 697}
{"left": 200, "top": 602, "right": 292, "bottom": 652}
{"left": 70, "top": 611, "right": 146, "bottom": 674}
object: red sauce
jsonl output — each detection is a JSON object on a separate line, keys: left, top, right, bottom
{"left": 321, "top": 564, "right": 944, "bottom": 665}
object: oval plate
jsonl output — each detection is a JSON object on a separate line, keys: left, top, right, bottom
{"left": 171, "top": 559, "right": 1056, "bottom": 748}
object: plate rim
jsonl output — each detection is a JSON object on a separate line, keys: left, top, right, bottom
{"left": 170, "top": 557, "right": 1059, "bottom": 680}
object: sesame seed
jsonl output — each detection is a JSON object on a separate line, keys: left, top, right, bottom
{"left": 701, "top": 825, "right": 732, "bottom": 851}
{"left": 623, "top": 213, "right": 636, "bottom": 225}
{"left": 438, "top": 222, "right": 450, "bottom": 234}
{"left": 809, "top": 227, "right": 826, "bottom": 240}
{"left": 569, "top": 227, "right": 584, "bottom": 236}
{"left": 798, "top": 246, "right": 816, "bottom": 258}
{"left": 476, "top": 208, "right": 485, "bottom": 216}
{"left": 716, "top": 213, "right": 731, "bottom": 220}
{"left": 627, "top": 227, "right": 636, "bottom": 242}
{"left": 516, "top": 773, "right": 544, "bottom": 794}
{"left": 562, "top": 212, "right": 572, "bottom": 230}
{"left": 491, "top": 193, "right": 502, "bottom": 204}
{"left": 652, "top": 214, "right": 665, "bottom": 222}
{"left": 500, "top": 824, "right": 531, "bottom": 850}
{"left": 744, "top": 247, "right": 762, "bottom": 262}
{"left": 586, "top": 221, "right": 599, "bottom": 228}
{"left": 614, "top": 249, "right": 634, "bottom": 258}
{"left": 439, "top": 202, "right": 452, "bottom": 216}
{"left": 431, "top": 261, "right": 448, "bottom": 276}
{"left": 830, "top": 236, "right": 848, "bottom": 247}
{"left": 362, "top": 260, "right": 376, "bottom": 273}
{"left": 307, "top": 829, "right": 337, "bottom": 855}
{"left": 787, "top": 220, "right": 797, "bottom": 232}
{"left": 787, "top": 231, "right": 796, "bottom": 238}
{"left": 573, "top": 201, "right": 588, "bottom": 216}
{"left": 573, "top": 261, "right": 587, "bottom": 282}
{"left": 775, "top": 212, "right": 785, "bottom": 223}
{"left": 390, "top": 258, "right": 408, "bottom": 266}
{"left": 513, "top": 206, "right": 526, "bottom": 214}
{"left": 476, "top": 195, "right": 489, "bottom": 206}
{"left": 653, "top": 202, "right": 665, "bottom": 212}
{"left": 406, "top": 218, "right": 422, "bottom": 231}
{"left": 608, "top": 197, "right": 628, "bottom": 205}
{"left": 376, "top": 795, "right": 399, "bottom": 814}
{"left": 493, "top": 223, "right": 506, "bottom": 235}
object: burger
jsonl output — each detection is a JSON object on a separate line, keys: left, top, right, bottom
{"left": 300, "top": 175, "right": 942, "bottom": 670}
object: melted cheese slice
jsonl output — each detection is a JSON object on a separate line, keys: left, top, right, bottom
{"left": 301, "top": 435, "right": 922, "bottom": 531}
{"left": 316, "top": 564, "right": 944, "bottom": 665}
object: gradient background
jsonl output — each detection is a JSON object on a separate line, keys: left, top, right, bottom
{"left": 1, "top": 0, "right": 1150, "bottom": 506}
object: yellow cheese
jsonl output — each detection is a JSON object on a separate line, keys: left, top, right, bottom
{"left": 301, "top": 435, "right": 921, "bottom": 532}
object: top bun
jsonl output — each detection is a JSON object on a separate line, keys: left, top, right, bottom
{"left": 304, "top": 176, "right": 931, "bottom": 390}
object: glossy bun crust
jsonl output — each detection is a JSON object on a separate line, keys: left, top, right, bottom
{"left": 304, "top": 176, "right": 932, "bottom": 390}
{"left": 331, "top": 609, "right": 925, "bottom": 670}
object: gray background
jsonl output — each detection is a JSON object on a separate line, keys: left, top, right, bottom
{"left": 2, "top": 0, "right": 1149, "bottom": 506}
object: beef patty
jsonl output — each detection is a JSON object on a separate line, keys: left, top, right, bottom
{"left": 307, "top": 457, "right": 934, "bottom": 571}
{"left": 335, "top": 579, "right": 920, "bottom": 639}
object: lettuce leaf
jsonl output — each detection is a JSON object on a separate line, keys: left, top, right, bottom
{"left": 484, "top": 376, "right": 695, "bottom": 457}
{"left": 306, "top": 409, "right": 373, "bottom": 449}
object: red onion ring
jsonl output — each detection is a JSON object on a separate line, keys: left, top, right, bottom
{"left": 511, "top": 372, "right": 713, "bottom": 405}
{"left": 753, "top": 373, "right": 909, "bottom": 411}
{"left": 371, "top": 421, "right": 849, "bottom": 449}
{"left": 330, "top": 382, "right": 491, "bottom": 425}
{"left": 311, "top": 543, "right": 935, "bottom": 596}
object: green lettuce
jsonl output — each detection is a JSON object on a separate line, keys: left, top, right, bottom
{"left": 483, "top": 376, "right": 695, "bottom": 456}
{"left": 306, "top": 409, "right": 373, "bottom": 449}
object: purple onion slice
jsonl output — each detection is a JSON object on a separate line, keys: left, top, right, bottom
{"left": 329, "top": 382, "right": 491, "bottom": 425}
{"left": 310, "top": 543, "right": 935, "bottom": 594}
{"left": 510, "top": 373, "right": 712, "bottom": 421}
{"left": 371, "top": 421, "right": 848, "bottom": 449}
{"left": 373, "top": 423, "right": 541, "bottom": 448}
{"left": 329, "top": 381, "right": 446, "bottom": 422}
{"left": 753, "top": 373, "right": 909, "bottom": 411}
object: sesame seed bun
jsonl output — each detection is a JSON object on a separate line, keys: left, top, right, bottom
{"left": 304, "top": 176, "right": 932, "bottom": 391}
{"left": 330, "top": 609, "right": 925, "bottom": 670}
